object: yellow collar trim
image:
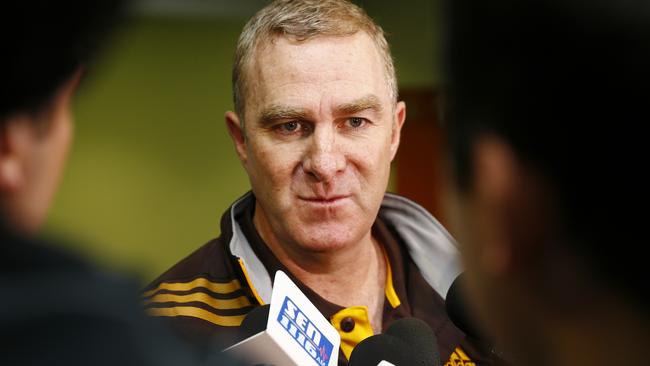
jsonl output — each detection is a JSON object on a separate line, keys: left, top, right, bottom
{"left": 238, "top": 258, "right": 266, "bottom": 305}
{"left": 381, "top": 246, "right": 401, "bottom": 308}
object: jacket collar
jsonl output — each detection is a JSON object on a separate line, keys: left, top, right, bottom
{"left": 227, "top": 191, "right": 461, "bottom": 304}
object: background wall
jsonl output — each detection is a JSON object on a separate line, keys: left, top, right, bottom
{"left": 44, "top": 0, "right": 442, "bottom": 282}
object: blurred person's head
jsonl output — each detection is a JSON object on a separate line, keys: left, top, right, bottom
{"left": 0, "top": 1, "right": 124, "bottom": 234}
{"left": 444, "top": 0, "right": 650, "bottom": 364}
{"left": 225, "top": 0, "right": 405, "bottom": 256}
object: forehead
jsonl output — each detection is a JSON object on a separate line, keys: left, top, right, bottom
{"left": 245, "top": 32, "right": 390, "bottom": 116}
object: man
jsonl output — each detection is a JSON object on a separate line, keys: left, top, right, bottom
{"left": 144, "top": 0, "right": 497, "bottom": 364}
{"left": 444, "top": 0, "right": 650, "bottom": 365}
{"left": 0, "top": 1, "right": 236, "bottom": 365}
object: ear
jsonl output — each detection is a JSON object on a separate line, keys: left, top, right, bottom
{"left": 0, "top": 68, "right": 82, "bottom": 191}
{"left": 0, "top": 115, "right": 33, "bottom": 194}
{"left": 225, "top": 111, "right": 248, "bottom": 164}
{"left": 389, "top": 101, "right": 406, "bottom": 161}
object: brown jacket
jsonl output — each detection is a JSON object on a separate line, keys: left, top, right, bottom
{"left": 143, "top": 192, "right": 499, "bottom": 365}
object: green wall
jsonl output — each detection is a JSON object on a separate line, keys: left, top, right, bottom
{"left": 46, "top": 18, "right": 251, "bottom": 279}
{"left": 363, "top": 0, "right": 442, "bottom": 88}
{"left": 45, "top": 1, "right": 440, "bottom": 283}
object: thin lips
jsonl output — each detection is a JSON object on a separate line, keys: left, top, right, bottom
{"left": 300, "top": 195, "right": 349, "bottom": 202}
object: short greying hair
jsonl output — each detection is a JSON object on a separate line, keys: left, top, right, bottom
{"left": 232, "top": 0, "right": 398, "bottom": 123}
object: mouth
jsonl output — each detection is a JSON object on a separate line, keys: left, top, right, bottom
{"left": 298, "top": 195, "right": 350, "bottom": 205}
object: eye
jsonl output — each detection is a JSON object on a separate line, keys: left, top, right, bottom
{"left": 277, "top": 121, "right": 300, "bottom": 134}
{"left": 346, "top": 117, "right": 366, "bottom": 129}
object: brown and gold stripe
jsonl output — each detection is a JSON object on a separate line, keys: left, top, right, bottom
{"left": 143, "top": 277, "right": 243, "bottom": 298}
{"left": 144, "top": 276, "right": 252, "bottom": 326}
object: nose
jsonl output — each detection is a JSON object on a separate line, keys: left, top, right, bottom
{"left": 302, "top": 126, "right": 346, "bottom": 182}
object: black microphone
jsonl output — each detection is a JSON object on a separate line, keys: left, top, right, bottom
{"left": 445, "top": 274, "right": 487, "bottom": 341}
{"left": 348, "top": 318, "right": 441, "bottom": 366}
{"left": 240, "top": 304, "right": 271, "bottom": 337}
{"left": 228, "top": 305, "right": 275, "bottom": 366}
{"left": 445, "top": 275, "right": 515, "bottom": 363}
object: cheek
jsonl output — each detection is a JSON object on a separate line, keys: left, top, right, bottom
{"left": 49, "top": 117, "right": 73, "bottom": 180}
{"left": 347, "top": 135, "right": 393, "bottom": 184}
{"left": 26, "top": 116, "right": 73, "bottom": 231}
{"left": 246, "top": 140, "right": 300, "bottom": 188}
{"left": 57, "top": 117, "right": 73, "bottom": 164}
{"left": 49, "top": 118, "right": 73, "bottom": 191}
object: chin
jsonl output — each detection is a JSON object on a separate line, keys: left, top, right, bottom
{"left": 292, "top": 222, "right": 364, "bottom": 253}
{"left": 299, "top": 239, "right": 350, "bottom": 253}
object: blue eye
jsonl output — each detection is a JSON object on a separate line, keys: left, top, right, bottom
{"left": 279, "top": 121, "right": 300, "bottom": 133}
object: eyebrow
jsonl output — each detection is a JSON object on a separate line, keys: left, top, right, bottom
{"left": 336, "top": 95, "right": 383, "bottom": 116}
{"left": 259, "top": 105, "right": 311, "bottom": 127}
{"left": 257, "top": 95, "right": 384, "bottom": 126}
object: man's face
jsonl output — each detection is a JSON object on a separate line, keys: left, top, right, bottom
{"left": 0, "top": 74, "right": 76, "bottom": 234}
{"left": 231, "top": 32, "right": 405, "bottom": 253}
{"left": 24, "top": 107, "right": 73, "bottom": 232}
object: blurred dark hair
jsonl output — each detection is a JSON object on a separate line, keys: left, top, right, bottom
{"left": 444, "top": 0, "right": 650, "bottom": 305}
{"left": 0, "top": 1, "right": 126, "bottom": 121}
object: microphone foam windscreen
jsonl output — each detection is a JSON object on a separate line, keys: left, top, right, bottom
{"left": 348, "top": 318, "right": 440, "bottom": 366}
{"left": 385, "top": 318, "right": 440, "bottom": 366}
{"left": 348, "top": 333, "right": 421, "bottom": 366}
{"left": 240, "top": 304, "right": 270, "bottom": 337}
{"left": 445, "top": 275, "right": 485, "bottom": 340}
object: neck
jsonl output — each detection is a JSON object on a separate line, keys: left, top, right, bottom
{"left": 254, "top": 203, "right": 386, "bottom": 331}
